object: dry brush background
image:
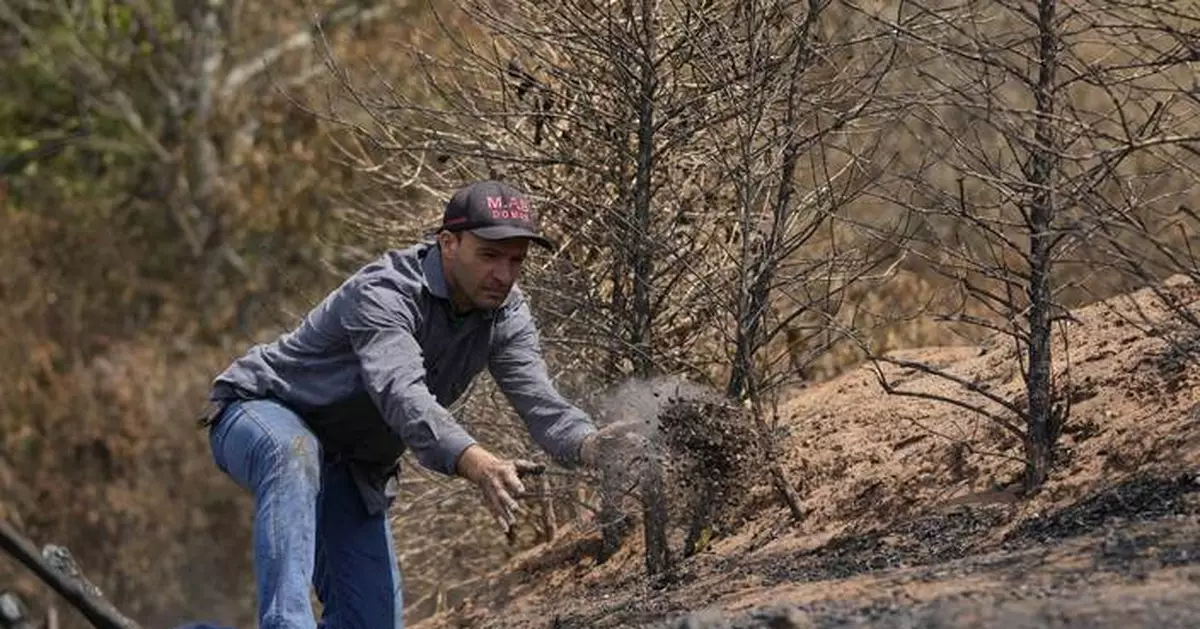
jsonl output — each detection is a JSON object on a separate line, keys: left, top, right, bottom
{"left": 1, "top": 0, "right": 1198, "bottom": 628}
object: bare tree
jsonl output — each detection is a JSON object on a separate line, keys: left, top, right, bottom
{"left": 614, "top": 0, "right": 897, "bottom": 528}
{"left": 854, "top": 0, "right": 1200, "bottom": 491}
{"left": 695, "top": 0, "right": 903, "bottom": 526}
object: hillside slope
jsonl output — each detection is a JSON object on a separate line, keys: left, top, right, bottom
{"left": 411, "top": 277, "right": 1200, "bottom": 629}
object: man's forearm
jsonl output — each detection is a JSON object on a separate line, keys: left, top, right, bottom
{"left": 384, "top": 396, "right": 478, "bottom": 475}
{"left": 363, "top": 366, "right": 477, "bottom": 475}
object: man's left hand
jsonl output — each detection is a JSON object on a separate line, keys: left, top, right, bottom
{"left": 456, "top": 445, "right": 538, "bottom": 532}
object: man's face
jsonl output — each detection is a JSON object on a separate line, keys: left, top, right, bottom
{"left": 439, "top": 231, "right": 531, "bottom": 311}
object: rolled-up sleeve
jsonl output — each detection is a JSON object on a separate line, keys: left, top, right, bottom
{"left": 341, "top": 279, "right": 477, "bottom": 475}
{"left": 489, "top": 301, "right": 597, "bottom": 467}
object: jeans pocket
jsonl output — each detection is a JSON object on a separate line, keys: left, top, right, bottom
{"left": 207, "top": 400, "right": 240, "bottom": 475}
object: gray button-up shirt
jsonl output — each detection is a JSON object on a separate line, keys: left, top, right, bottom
{"left": 209, "top": 241, "right": 596, "bottom": 513}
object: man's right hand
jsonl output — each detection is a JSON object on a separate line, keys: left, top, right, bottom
{"left": 455, "top": 444, "right": 540, "bottom": 533}
{"left": 579, "top": 420, "right": 649, "bottom": 470}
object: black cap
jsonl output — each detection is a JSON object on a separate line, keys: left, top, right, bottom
{"left": 438, "top": 180, "right": 554, "bottom": 250}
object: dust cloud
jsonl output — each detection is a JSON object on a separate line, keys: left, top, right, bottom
{"left": 589, "top": 375, "right": 720, "bottom": 437}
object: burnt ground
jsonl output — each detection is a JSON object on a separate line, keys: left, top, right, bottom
{"left": 532, "top": 471, "right": 1200, "bottom": 629}
{"left": 497, "top": 471, "right": 1200, "bottom": 629}
{"left": 423, "top": 450, "right": 1200, "bottom": 628}
{"left": 420, "top": 481, "right": 1200, "bottom": 629}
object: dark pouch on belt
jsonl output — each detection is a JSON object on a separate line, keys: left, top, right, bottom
{"left": 196, "top": 399, "right": 231, "bottom": 429}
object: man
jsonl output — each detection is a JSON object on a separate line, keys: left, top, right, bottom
{"left": 199, "top": 180, "right": 633, "bottom": 629}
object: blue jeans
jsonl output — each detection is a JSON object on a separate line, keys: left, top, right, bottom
{"left": 208, "top": 398, "right": 404, "bottom": 629}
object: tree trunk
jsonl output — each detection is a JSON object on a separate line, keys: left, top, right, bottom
{"left": 538, "top": 474, "right": 557, "bottom": 542}
{"left": 1023, "top": 0, "right": 1060, "bottom": 492}
{"left": 629, "top": 0, "right": 670, "bottom": 579}
{"left": 628, "top": 0, "right": 658, "bottom": 379}
{"left": 607, "top": 213, "right": 629, "bottom": 377}
{"left": 640, "top": 453, "right": 672, "bottom": 577}
{"left": 1023, "top": 431, "right": 1053, "bottom": 492}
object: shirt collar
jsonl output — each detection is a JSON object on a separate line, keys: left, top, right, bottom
{"left": 421, "top": 242, "right": 451, "bottom": 300}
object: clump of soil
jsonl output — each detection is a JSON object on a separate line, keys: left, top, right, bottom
{"left": 582, "top": 382, "right": 768, "bottom": 579}
{"left": 656, "top": 396, "right": 764, "bottom": 555}
{"left": 608, "top": 393, "right": 768, "bottom": 578}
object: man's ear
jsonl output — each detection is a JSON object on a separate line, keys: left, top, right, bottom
{"left": 437, "top": 230, "right": 458, "bottom": 252}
